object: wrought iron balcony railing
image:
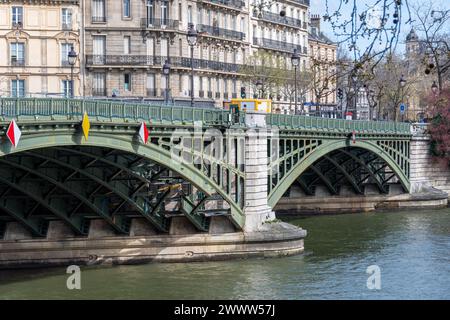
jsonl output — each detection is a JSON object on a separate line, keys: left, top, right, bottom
{"left": 62, "top": 23, "right": 72, "bottom": 30}
{"left": 141, "top": 18, "right": 179, "bottom": 30}
{"left": 92, "top": 16, "right": 106, "bottom": 23}
{"left": 86, "top": 55, "right": 242, "bottom": 73}
{"left": 92, "top": 88, "right": 107, "bottom": 96}
{"left": 12, "top": 21, "right": 23, "bottom": 29}
{"left": 254, "top": 10, "right": 303, "bottom": 29}
{"left": 147, "top": 88, "right": 158, "bottom": 97}
{"left": 10, "top": 58, "right": 25, "bottom": 66}
{"left": 253, "top": 37, "right": 303, "bottom": 53}
{"left": 197, "top": 24, "right": 245, "bottom": 41}
{"left": 198, "top": 0, "right": 245, "bottom": 10}
{"left": 291, "top": 0, "right": 310, "bottom": 6}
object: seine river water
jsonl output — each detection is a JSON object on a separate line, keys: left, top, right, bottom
{"left": 0, "top": 208, "right": 449, "bottom": 299}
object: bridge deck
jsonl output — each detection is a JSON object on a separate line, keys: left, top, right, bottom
{"left": 0, "top": 98, "right": 410, "bottom": 135}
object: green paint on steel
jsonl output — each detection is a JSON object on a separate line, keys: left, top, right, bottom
{"left": 181, "top": 196, "right": 210, "bottom": 232}
{"left": 268, "top": 140, "right": 411, "bottom": 208}
{"left": 0, "top": 130, "right": 245, "bottom": 229}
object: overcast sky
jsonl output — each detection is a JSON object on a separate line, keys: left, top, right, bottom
{"left": 310, "top": 0, "right": 449, "bottom": 53}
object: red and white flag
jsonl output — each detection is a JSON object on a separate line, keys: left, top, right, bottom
{"left": 139, "top": 122, "right": 149, "bottom": 144}
{"left": 6, "top": 120, "right": 21, "bottom": 148}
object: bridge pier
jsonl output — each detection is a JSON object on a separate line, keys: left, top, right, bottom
{"left": 242, "top": 113, "right": 276, "bottom": 232}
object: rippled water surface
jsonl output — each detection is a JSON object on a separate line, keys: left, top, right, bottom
{"left": 0, "top": 209, "right": 449, "bottom": 299}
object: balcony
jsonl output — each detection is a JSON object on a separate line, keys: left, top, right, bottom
{"left": 86, "top": 55, "right": 242, "bottom": 73}
{"left": 146, "top": 88, "right": 157, "bottom": 97}
{"left": 141, "top": 18, "right": 179, "bottom": 30}
{"left": 86, "top": 55, "right": 160, "bottom": 66}
{"left": 92, "top": 88, "right": 107, "bottom": 96}
{"left": 291, "top": 0, "right": 310, "bottom": 6}
{"left": 253, "top": 37, "right": 303, "bottom": 54}
{"left": 198, "top": 0, "right": 245, "bottom": 11}
{"left": 12, "top": 21, "right": 23, "bottom": 29}
{"left": 92, "top": 16, "right": 106, "bottom": 23}
{"left": 197, "top": 24, "right": 245, "bottom": 41}
{"left": 10, "top": 58, "right": 25, "bottom": 67}
{"left": 254, "top": 10, "right": 303, "bottom": 29}
{"left": 62, "top": 23, "right": 72, "bottom": 31}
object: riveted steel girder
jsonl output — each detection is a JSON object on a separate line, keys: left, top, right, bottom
{"left": 181, "top": 195, "right": 210, "bottom": 232}
{"left": 0, "top": 198, "right": 49, "bottom": 237}
{"left": 24, "top": 150, "right": 171, "bottom": 232}
{"left": 0, "top": 174, "right": 88, "bottom": 236}
{"left": 0, "top": 159, "right": 129, "bottom": 235}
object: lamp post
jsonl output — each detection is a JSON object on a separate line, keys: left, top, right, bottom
{"left": 68, "top": 46, "right": 77, "bottom": 98}
{"left": 399, "top": 75, "right": 406, "bottom": 122}
{"left": 187, "top": 23, "right": 198, "bottom": 108}
{"left": 256, "top": 79, "right": 263, "bottom": 99}
{"left": 351, "top": 73, "right": 358, "bottom": 120}
{"left": 291, "top": 48, "right": 300, "bottom": 115}
{"left": 162, "top": 59, "right": 171, "bottom": 105}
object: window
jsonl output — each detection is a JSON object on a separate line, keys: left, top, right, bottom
{"left": 61, "top": 8, "right": 72, "bottom": 29}
{"left": 187, "top": 6, "right": 192, "bottom": 24}
{"left": 61, "top": 80, "right": 73, "bottom": 97}
{"left": 92, "top": 73, "right": 106, "bottom": 96}
{"left": 12, "top": 7, "right": 23, "bottom": 26}
{"left": 124, "top": 74, "right": 131, "bottom": 91}
{"left": 11, "top": 80, "right": 25, "bottom": 97}
{"left": 92, "top": 35, "right": 106, "bottom": 64}
{"left": 161, "top": 1, "right": 168, "bottom": 25}
{"left": 147, "top": 73, "right": 156, "bottom": 96}
{"left": 197, "top": 8, "right": 203, "bottom": 25}
{"left": 241, "top": 17, "right": 245, "bottom": 33}
{"left": 10, "top": 42, "right": 25, "bottom": 66}
{"left": 61, "top": 43, "right": 72, "bottom": 66}
{"left": 123, "top": 0, "right": 131, "bottom": 18}
{"left": 231, "top": 16, "right": 236, "bottom": 31}
{"left": 123, "top": 36, "right": 131, "bottom": 54}
{"left": 146, "top": 0, "right": 154, "bottom": 25}
{"left": 92, "top": 0, "right": 106, "bottom": 22}
{"left": 178, "top": 3, "right": 182, "bottom": 21}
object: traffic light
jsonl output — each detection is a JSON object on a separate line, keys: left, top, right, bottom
{"left": 337, "top": 88, "right": 343, "bottom": 100}
{"left": 240, "top": 87, "right": 246, "bottom": 99}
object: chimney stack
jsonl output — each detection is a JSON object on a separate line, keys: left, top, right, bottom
{"left": 310, "top": 14, "right": 321, "bottom": 33}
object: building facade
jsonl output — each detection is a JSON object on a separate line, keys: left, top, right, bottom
{"left": 0, "top": 0, "right": 81, "bottom": 98}
{"left": 82, "top": 0, "right": 311, "bottom": 109}
{"left": 306, "top": 14, "right": 338, "bottom": 117}
{"left": 0, "top": 0, "right": 343, "bottom": 115}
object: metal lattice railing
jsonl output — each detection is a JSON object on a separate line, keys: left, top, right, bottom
{"left": 0, "top": 98, "right": 411, "bottom": 134}
{"left": 266, "top": 113, "right": 411, "bottom": 134}
{"left": 0, "top": 98, "right": 238, "bottom": 126}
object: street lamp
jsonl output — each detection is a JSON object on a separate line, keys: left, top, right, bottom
{"left": 256, "top": 79, "right": 263, "bottom": 99}
{"left": 291, "top": 48, "right": 300, "bottom": 115}
{"left": 162, "top": 59, "right": 171, "bottom": 105}
{"left": 68, "top": 46, "right": 77, "bottom": 98}
{"left": 431, "top": 81, "right": 439, "bottom": 95}
{"left": 351, "top": 73, "right": 358, "bottom": 120}
{"left": 399, "top": 75, "right": 407, "bottom": 122}
{"left": 187, "top": 23, "right": 198, "bottom": 108}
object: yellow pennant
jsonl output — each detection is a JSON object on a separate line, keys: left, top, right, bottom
{"left": 81, "top": 112, "right": 90, "bottom": 140}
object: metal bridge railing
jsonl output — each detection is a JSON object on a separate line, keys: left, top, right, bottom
{"left": 0, "top": 98, "right": 410, "bottom": 134}
{"left": 266, "top": 114, "right": 411, "bottom": 134}
{"left": 0, "top": 98, "right": 239, "bottom": 126}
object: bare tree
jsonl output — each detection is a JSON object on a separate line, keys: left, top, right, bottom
{"left": 411, "top": 4, "right": 450, "bottom": 92}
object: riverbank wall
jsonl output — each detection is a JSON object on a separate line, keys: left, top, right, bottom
{"left": 0, "top": 219, "right": 306, "bottom": 269}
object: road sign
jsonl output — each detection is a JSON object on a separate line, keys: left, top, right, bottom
{"left": 399, "top": 103, "right": 406, "bottom": 114}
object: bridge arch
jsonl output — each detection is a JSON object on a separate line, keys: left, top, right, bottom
{"left": 268, "top": 139, "right": 410, "bottom": 208}
{"left": 0, "top": 130, "right": 244, "bottom": 235}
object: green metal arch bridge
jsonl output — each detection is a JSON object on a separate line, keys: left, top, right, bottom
{"left": 0, "top": 98, "right": 412, "bottom": 238}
